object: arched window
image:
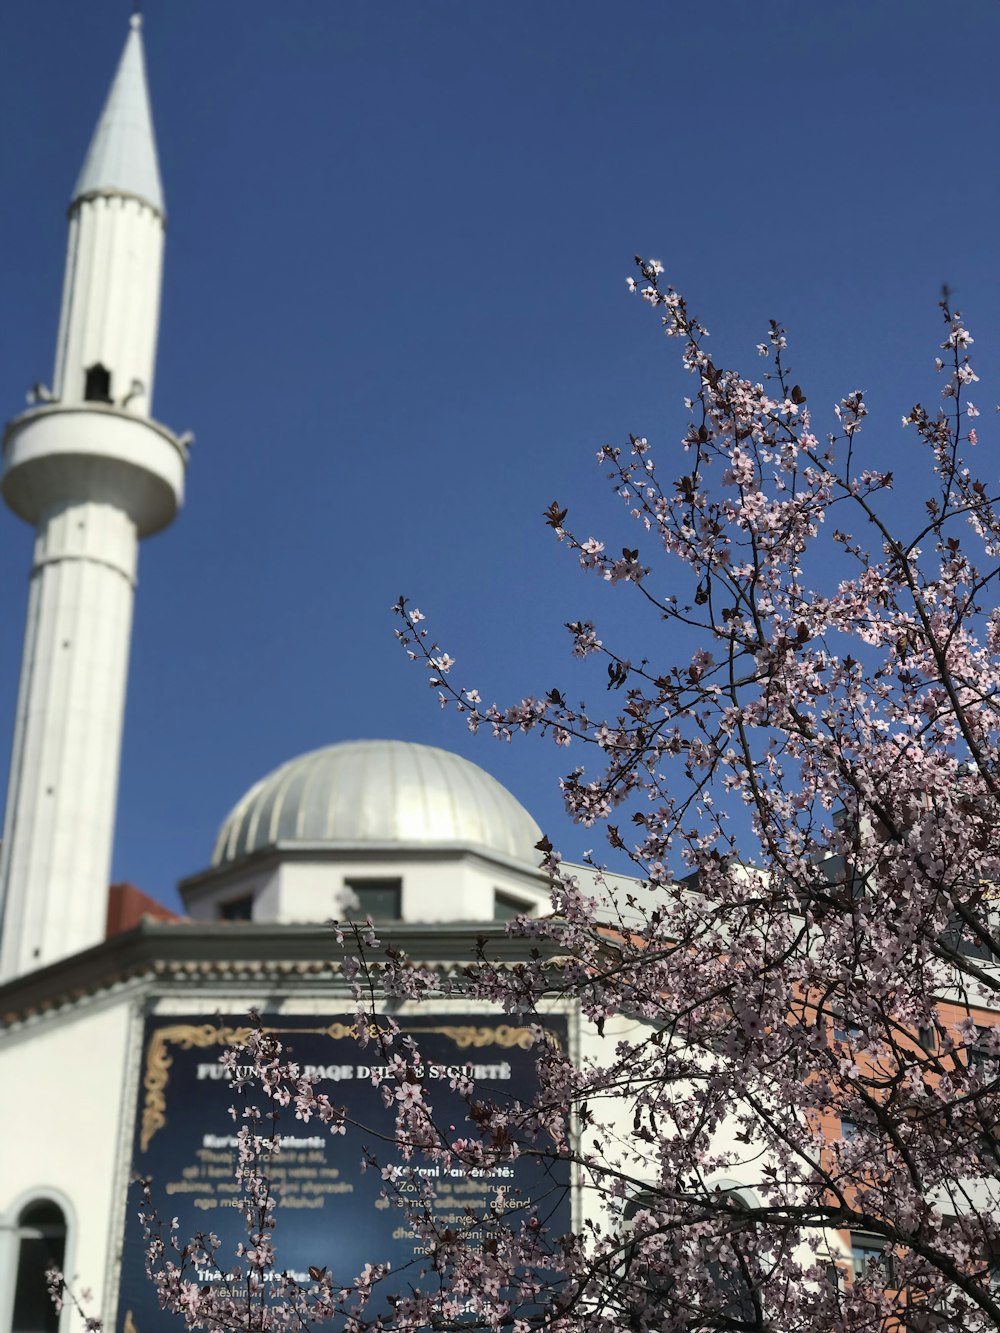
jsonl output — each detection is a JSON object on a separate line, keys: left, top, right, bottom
{"left": 83, "top": 363, "right": 112, "bottom": 403}
{"left": 12, "top": 1200, "right": 66, "bottom": 1333}
{"left": 620, "top": 1189, "right": 674, "bottom": 1322}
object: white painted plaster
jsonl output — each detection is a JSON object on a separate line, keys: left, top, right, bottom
{"left": 0, "top": 1003, "right": 131, "bottom": 1333}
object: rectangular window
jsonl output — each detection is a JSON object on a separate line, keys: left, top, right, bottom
{"left": 218, "top": 894, "right": 254, "bottom": 921}
{"left": 970, "top": 1024, "right": 998, "bottom": 1075}
{"left": 841, "top": 1116, "right": 879, "bottom": 1143}
{"left": 494, "top": 891, "right": 528, "bottom": 921}
{"left": 819, "top": 853, "right": 865, "bottom": 901}
{"left": 345, "top": 878, "right": 402, "bottom": 919}
{"left": 851, "top": 1233, "right": 894, "bottom": 1285}
{"left": 832, "top": 1015, "right": 863, "bottom": 1045}
{"left": 941, "top": 909, "right": 995, "bottom": 961}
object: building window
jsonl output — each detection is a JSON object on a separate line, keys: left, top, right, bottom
{"left": 83, "top": 362, "right": 112, "bottom": 403}
{"left": 494, "top": 891, "right": 528, "bottom": 921}
{"left": 621, "top": 1189, "right": 756, "bottom": 1324}
{"left": 218, "top": 893, "right": 254, "bottom": 921}
{"left": 345, "top": 878, "right": 401, "bottom": 919}
{"left": 840, "top": 1117, "right": 879, "bottom": 1145}
{"left": 969, "top": 1024, "right": 998, "bottom": 1076}
{"left": 621, "top": 1190, "right": 673, "bottom": 1317}
{"left": 12, "top": 1200, "right": 66, "bottom": 1333}
{"left": 940, "top": 909, "right": 995, "bottom": 961}
{"left": 818, "top": 852, "right": 865, "bottom": 902}
{"left": 832, "top": 1015, "right": 863, "bottom": 1045}
{"left": 917, "top": 1024, "right": 937, "bottom": 1053}
{"left": 850, "top": 1232, "right": 894, "bottom": 1285}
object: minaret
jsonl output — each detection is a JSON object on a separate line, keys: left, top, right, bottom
{"left": 0, "top": 16, "right": 187, "bottom": 981}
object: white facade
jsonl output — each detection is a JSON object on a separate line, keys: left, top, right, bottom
{"left": 0, "top": 1000, "right": 134, "bottom": 1333}
{"left": 182, "top": 846, "right": 550, "bottom": 925}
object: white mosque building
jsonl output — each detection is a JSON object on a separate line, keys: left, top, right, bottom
{"left": 0, "top": 20, "right": 580, "bottom": 1333}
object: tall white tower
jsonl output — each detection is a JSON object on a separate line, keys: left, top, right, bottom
{"left": 0, "top": 16, "right": 187, "bottom": 981}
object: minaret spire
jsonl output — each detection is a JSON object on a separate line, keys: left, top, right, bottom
{"left": 73, "top": 12, "right": 163, "bottom": 217}
{"left": 0, "top": 19, "right": 188, "bottom": 981}
{"left": 52, "top": 15, "right": 166, "bottom": 413}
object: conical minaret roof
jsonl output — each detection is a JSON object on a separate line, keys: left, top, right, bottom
{"left": 73, "top": 14, "right": 164, "bottom": 215}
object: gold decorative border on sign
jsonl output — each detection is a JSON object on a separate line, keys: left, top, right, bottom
{"left": 417, "top": 1024, "right": 541, "bottom": 1051}
{"left": 140, "top": 1018, "right": 545, "bottom": 1151}
{"left": 141, "top": 1022, "right": 253, "bottom": 1151}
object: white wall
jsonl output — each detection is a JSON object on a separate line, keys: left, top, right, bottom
{"left": 181, "top": 847, "right": 550, "bottom": 925}
{"left": 0, "top": 998, "right": 136, "bottom": 1333}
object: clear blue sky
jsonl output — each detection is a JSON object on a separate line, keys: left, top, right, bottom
{"left": 1, "top": 2, "right": 999, "bottom": 911}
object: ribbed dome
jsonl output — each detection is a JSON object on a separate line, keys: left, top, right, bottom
{"left": 212, "top": 740, "right": 542, "bottom": 868}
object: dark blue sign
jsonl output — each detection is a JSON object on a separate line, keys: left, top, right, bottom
{"left": 116, "top": 1014, "right": 570, "bottom": 1330}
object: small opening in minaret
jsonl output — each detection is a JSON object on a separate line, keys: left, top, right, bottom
{"left": 84, "top": 363, "right": 112, "bottom": 403}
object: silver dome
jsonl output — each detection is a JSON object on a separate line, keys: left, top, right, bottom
{"left": 212, "top": 740, "right": 542, "bottom": 867}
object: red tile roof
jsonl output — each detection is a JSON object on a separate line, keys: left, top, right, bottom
{"left": 105, "top": 881, "right": 179, "bottom": 937}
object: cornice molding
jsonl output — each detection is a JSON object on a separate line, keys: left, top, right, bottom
{"left": 0, "top": 921, "right": 556, "bottom": 1028}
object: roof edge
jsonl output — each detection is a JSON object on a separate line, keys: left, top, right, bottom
{"left": 0, "top": 921, "right": 560, "bottom": 1026}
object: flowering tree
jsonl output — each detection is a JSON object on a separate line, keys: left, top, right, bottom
{"left": 145, "top": 264, "right": 1000, "bottom": 1331}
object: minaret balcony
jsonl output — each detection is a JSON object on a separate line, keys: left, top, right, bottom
{"left": 2, "top": 402, "right": 187, "bottom": 536}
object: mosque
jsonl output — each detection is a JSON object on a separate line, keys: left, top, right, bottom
{"left": 0, "top": 19, "right": 588, "bottom": 1332}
